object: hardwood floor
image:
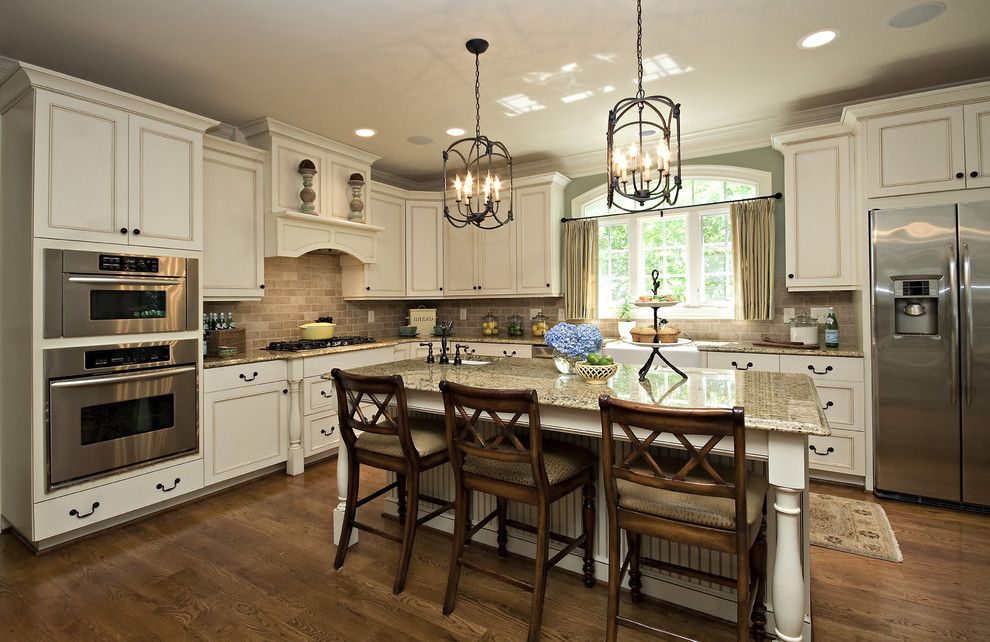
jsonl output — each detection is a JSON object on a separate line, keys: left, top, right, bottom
{"left": 1, "top": 460, "right": 988, "bottom": 640}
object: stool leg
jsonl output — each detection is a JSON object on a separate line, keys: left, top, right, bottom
{"left": 736, "top": 529, "right": 751, "bottom": 642}
{"left": 464, "top": 488, "right": 474, "bottom": 542}
{"left": 582, "top": 478, "right": 596, "bottom": 588}
{"left": 605, "top": 518, "right": 621, "bottom": 642}
{"left": 443, "top": 483, "right": 469, "bottom": 616}
{"left": 627, "top": 531, "right": 643, "bottom": 604}
{"left": 393, "top": 472, "right": 419, "bottom": 594}
{"left": 333, "top": 458, "right": 360, "bottom": 571}
{"left": 527, "top": 501, "right": 551, "bottom": 642}
{"left": 751, "top": 510, "right": 769, "bottom": 640}
{"left": 396, "top": 473, "right": 407, "bottom": 525}
{"left": 496, "top": 497, "right": 509, "bottom": 557}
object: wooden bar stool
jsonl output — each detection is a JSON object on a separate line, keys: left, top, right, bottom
{"left": 331, "top": 368, "right": 454, "bottom": 594}
{"left": 598, "top": 395, "right": 768, "bottom": 641}
{"left": 438, "top": 380, "right": 597, "bottom": 642}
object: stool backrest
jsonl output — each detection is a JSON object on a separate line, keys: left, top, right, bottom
{"left": 598, "top": 395, "right": 747, "bottom": 530}
{"left": 331, "top": 368, "right": 415, "bottom": 460}
{"left": 438, "top": 380, "right": 548, "bottom": 490}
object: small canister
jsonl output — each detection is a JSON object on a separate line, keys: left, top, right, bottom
{"left": 507, "top": 314, "right": 524, "bottom": 337}
{"left": 531, "top": 312, "right": 550, "bottom": 337}
{"left": 789, "top": 314, "right": 820, "bottom": 346}
{"left": 482, "top": 313, "right": 499, "bottom": 336}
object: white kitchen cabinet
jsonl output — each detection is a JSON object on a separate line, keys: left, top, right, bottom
{"left": 203, "top": 136, "right": 267, "bottom": 300}
{"left": 304, "top": 412, "right": 340, "bottom": 457}
{"left": 477, "top": 220, "right": 517, "bottom": 295}
{"left": 964, "top": 99, "right": 990, "bottom": 190}
{"left": 204, "top": 379, "right": 289, "bottom": 485}
{"left": 32, "top": 91, "right": 130, "bottom": 244}
{"left": 514, "top": 175, "right": 567, "bottom": 296}
{"left": 341, "top": 189, "right": 405, "bottom": 297}
{"left": 773, "top": 125, "right": 856, "bottom": 290}
{"left": 443, "top": 222, "right": 479, "bottom": 296}
{"left": 705, "top": 351, "right": 780, "bottom": 372}
{"left": 405, "top": 199, "right": 445, "bottom": 297}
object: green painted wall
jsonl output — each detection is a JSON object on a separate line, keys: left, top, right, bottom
{"left": 562, "top": 146, "right": 787, "bottom": 278}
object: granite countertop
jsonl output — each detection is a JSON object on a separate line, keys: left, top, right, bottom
{"left": 692, "top": 340, "right": 864, "bottom": 358}
{"left": 203, "top": 335, "right": 549, "bottom": 369}
{"left": 343, "top": 357, "right": 830, "bottom": 437}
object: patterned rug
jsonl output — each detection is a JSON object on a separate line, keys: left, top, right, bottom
{"left": 809, "top": 492, "right": 903, "bottom": 562}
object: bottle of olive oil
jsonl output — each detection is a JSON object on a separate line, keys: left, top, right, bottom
{"left": 825, "top": 307, "right": 839, "bottom": 348}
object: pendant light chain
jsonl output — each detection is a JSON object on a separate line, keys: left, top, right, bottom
{"left": 636, "top": 0, "right": 644, "bottom": 99}
{"left": 474, "top": 53, "right": 482, "bottom": 138}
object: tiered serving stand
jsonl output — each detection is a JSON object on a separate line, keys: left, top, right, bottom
{"left": 627, "top": 300, "right": 689, "bottom": 382}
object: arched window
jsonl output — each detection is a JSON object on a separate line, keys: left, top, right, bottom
{"left": 571, "top": 166, "right": 771, "bottom": 318}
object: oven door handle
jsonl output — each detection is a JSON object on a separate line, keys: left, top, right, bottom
{"left": 67, "top": 276, "right": 183, "bottom": 286}
{"left": 50, "top": 365, "right": 196, "bottom": 389}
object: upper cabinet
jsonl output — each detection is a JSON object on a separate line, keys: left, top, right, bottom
{"left": 341, "top": 185, "right": 406, "bottom": 298}
{"left": 0, "top": 64, "right": 217, "bottom": 250}
{"left": 773, "top": 125, "right": 856, "bottom": 291}
{"left": 203, "top": 136, "right": 267, "bottom": 300}
{"left": 514, "top": 175, "right": 568, "bottom": 296}
{"left": 405, "top": 199, "right": 444, "bottom": 297}
{"left": 842, "top": 83, "right": 990, "bottom": 199}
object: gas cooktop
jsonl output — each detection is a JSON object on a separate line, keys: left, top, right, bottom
{"left": 263, "top": 337, "right": 377, "bottom": 352}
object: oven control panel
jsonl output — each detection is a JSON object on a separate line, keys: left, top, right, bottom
{"left": 99, "top": 254, "right": 160, "bottom": 273}
{"left": 85, "top": 345, "right": 171, "bottom": 369}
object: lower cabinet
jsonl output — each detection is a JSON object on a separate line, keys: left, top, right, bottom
{"left": 204, "top": 379, "right": 289, "bottom": 484}
{"left": 806, "top": 429, "right": 866, "bottom": 476}
{"left": 305, "top": 412, "right": 340, "bottom": 457}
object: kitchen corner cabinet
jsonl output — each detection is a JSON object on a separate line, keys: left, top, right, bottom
{"left": 203, "top": 136, "right": 267, "bottom": 300}
{"left": 405, "top": 199, "right": 444, "bottom": 297}
{"left": 773, "top": 125, "right": 856, "bottom": 290}
{"left": 204, "top": 365, "right": 289, "bottom": 485}
{"left": 30, "top": 90, "right": 208, "bottom": 250}
{"left": 341, "top": 188, "right": 406, "bottom": 297}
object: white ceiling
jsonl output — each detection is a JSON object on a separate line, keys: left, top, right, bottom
{"left": 2, "top": 1, "right": 989, "bottom": 181}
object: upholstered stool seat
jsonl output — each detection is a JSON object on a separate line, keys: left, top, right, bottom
{"left": 356, "top": 419, "right": 448, "bottom": 458}
{"left": 463, "top": 440, "right": 595, "bottom": 487}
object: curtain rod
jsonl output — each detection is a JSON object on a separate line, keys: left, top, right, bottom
{"left": 559, "top": 192, "right": 782, "bottom": 223}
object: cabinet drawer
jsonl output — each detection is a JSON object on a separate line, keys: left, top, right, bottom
{"left": 706, "top": 352, "right": 779, "bottom": 372}
{"left": 807, "top": 429, "right": 864, "bottom": 476}
{"left": 816, "top": 382, "right": 864, "bottom": 432}
{"left": 305, "top": 412, "right": 340, "bottom": 456}
{"left": 779, "top": 355, "right": 862, "bottom": 382}
{"left": 305, "top": 375, "right": 336, "bottom": 416}
{"left": 467, "top": 343, "right": 533, "bottom": 358}
{"left": 204, "top": 360, "right": 287, "bottom": 392}
{"left": 303, "top": 346, "right": 393, "bottom": 377}
{"left": 34, "top": 459, "right": 204, "bottom": 541}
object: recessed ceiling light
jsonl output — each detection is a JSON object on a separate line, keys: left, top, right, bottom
{"left": 446, "top": 128, "right": 466, "bottom": 136}
{"left": 406, "top": 135, "right": 433, "bottom": 145}
{"left": 798, "top": 29, "right": 839, "bottom": 49}
{"left": 354, "top": 128, "right": 376, "bottom": 137}
{"left": 888, "top": 3, "right": 945, "bottom": 28}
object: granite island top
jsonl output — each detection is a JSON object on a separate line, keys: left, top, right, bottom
{"left": 691, "top": 340, "right": 864, "bottom": 358}
{"left": 343, "top": 357, "right": 831, "bottom": 437}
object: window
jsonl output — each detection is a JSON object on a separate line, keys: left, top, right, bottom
{"left": 574, "top": 168, "right": 770, "bottom": 319}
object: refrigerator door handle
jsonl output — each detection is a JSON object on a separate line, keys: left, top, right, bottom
{"left": 962, "top": 242, "right": 974, "bottom": 407}
{"left": 948, "top": 243, "right": 959, "bottom": 406}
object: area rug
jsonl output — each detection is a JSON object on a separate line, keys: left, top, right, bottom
{"left": 809, "top": 492, "right": 903, "bottom": 562}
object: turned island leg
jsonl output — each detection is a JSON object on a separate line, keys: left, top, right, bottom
{"left": 286, "top": 377, "right": 304, "bottom": 475}
{"left": 772, "top": 486, "right": 805, "bottom": 642}
{"left": 333, "top": 442, "right": 358, "bottom": 547}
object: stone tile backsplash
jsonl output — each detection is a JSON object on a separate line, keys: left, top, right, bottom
{"left": 206, "top": 256, "right": 859, "bottom": 350}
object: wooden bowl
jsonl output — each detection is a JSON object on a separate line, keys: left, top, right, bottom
{"left": 575, "top": 361, "right": 619, "bottom": 384}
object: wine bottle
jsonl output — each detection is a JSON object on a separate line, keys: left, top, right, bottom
{"left": 825, "top": 307, "right": 839, "bottom": 348}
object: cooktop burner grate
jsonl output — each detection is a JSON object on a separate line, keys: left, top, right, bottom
{"left": 263, "top": 337, "right": 377, "bottom": 352}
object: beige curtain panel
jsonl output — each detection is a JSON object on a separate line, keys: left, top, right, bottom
{"left": 730, "top": 198, "right": 776, "bottom": 321}
{"left": 563, "top": 218, "right": 599, "bottom": 321}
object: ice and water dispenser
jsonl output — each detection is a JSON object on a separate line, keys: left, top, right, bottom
{"left": 892, "top": 278, "right": 940, "bottom": 335}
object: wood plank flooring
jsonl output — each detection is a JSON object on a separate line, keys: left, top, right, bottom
{"left": 1, "top": 460, "right": 988, "bottom": 640}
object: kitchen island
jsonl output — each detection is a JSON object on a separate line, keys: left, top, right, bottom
{"left": 337, "top": 358, "right": 827, "bottom": 641}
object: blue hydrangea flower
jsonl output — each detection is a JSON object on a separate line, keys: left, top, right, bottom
{"left": 544, "top": 323, "right": 603, "bottom": 359}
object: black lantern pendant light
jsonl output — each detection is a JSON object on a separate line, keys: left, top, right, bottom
{"left": 442, "top": 38, "right": 513, "bottom": 229}
{"left": 606, "top": 0, "right": 682, "bottom": 212}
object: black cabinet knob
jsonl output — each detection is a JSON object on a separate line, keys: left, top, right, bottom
{"left": 956, "top": 172, "right": 965, "bottom": 179}
{"left": 477, "top": 285, "right": 482, "bottom": 290}
{"left": 971, "top": 171, "right": 979, "bottom": 178}
{"left": 120, "top": 227, "right": 128, "bottom": 235}
{"left": 132, "top": 228, "right": 141, "bottom": 235}
{"left": 365, "top": 286, "right": 371, "bottom": 291}
{"left": 788, "top": 273, "right": 794, "bottom": 279}
{"left": 439, "top": 287, "right": 443, "bottom": 291}
{"left": 259, "top": 284, "right": 265, "bottom": 289}
{"left": 546, "top": 283, "right": 551, "bottom": 287}
{"left": 282, "top": 388, "right": 288, "bottom": 394}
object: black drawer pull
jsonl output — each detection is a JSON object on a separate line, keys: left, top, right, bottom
{"left": 320, "top": 426, "right": 336, "bottom": 437}
{"left": 320, "top": 390, "right": 332, "bottom": 398}
{"left": 822, "top": 401, "right": 834, "bottom": 411}
{"left": 809, "top": 445, "right": 834, "bottom": 456}
{"left": 502, "top": 350, "right": 517, "bottom": 357}
{"left": 156, "top": 478, "right": 181, "bottom": 492}
{"left": 807, "top": 365, "right": 833, "bottom": 375}
{"left": 239, "top": 371, "right": 259, "bottom": 382}
{"left": 731, "top": 361, "right": 754, "bottom": 371}
{"left": 69, "top": 502, "right": 100, "bottom": 519}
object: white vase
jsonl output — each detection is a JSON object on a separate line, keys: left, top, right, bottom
{"left": 618, "top": 321, "right": 635, "bottom": 340}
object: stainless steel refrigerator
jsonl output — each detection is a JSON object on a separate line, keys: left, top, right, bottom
{"left": 872, "top": 202, "right": 990, "bottom": 506}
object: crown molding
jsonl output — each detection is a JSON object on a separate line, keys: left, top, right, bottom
{"left": 0, "top": 56, "right": 17, "bottom": 83}
{"left": 370, "top": 168, "right": 428, "bottom": 191}
{"left": 241, "top": 116, "right": 381, "bottom": 166}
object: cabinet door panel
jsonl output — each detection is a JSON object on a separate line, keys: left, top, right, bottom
{"left": 365, "top": 193, "right": 405, "bottom": 296}
{"left": 34, "top": 92, "right": 128, "bottom": 242}
{"left": 443, "top": 223, "right": 478, "bottom": 296}
{"left": 128, "top": 116, "right": 202, "bottom": 250}
{"left": 406, "top": 201, "right": 444, "bottom": 297}
{"left": 515, "top": 187, "right": 554, "bottom": 294}
{"left": 204, "top": 381, "right": 288, "bottom": 484}
{"left": 203, "top": 145, "right": 265, "bottom": 299}
{"left": 478, "top": 220, "right": 516, "bottom": 295}
{"left": 866, "top": 106, "right": 966, "bottom": 197}
{"left": 271, "top": 140, "right": 325, "bottom": 214}
{"left": 964, "top": 100, "right": 990, "bottom": 190}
